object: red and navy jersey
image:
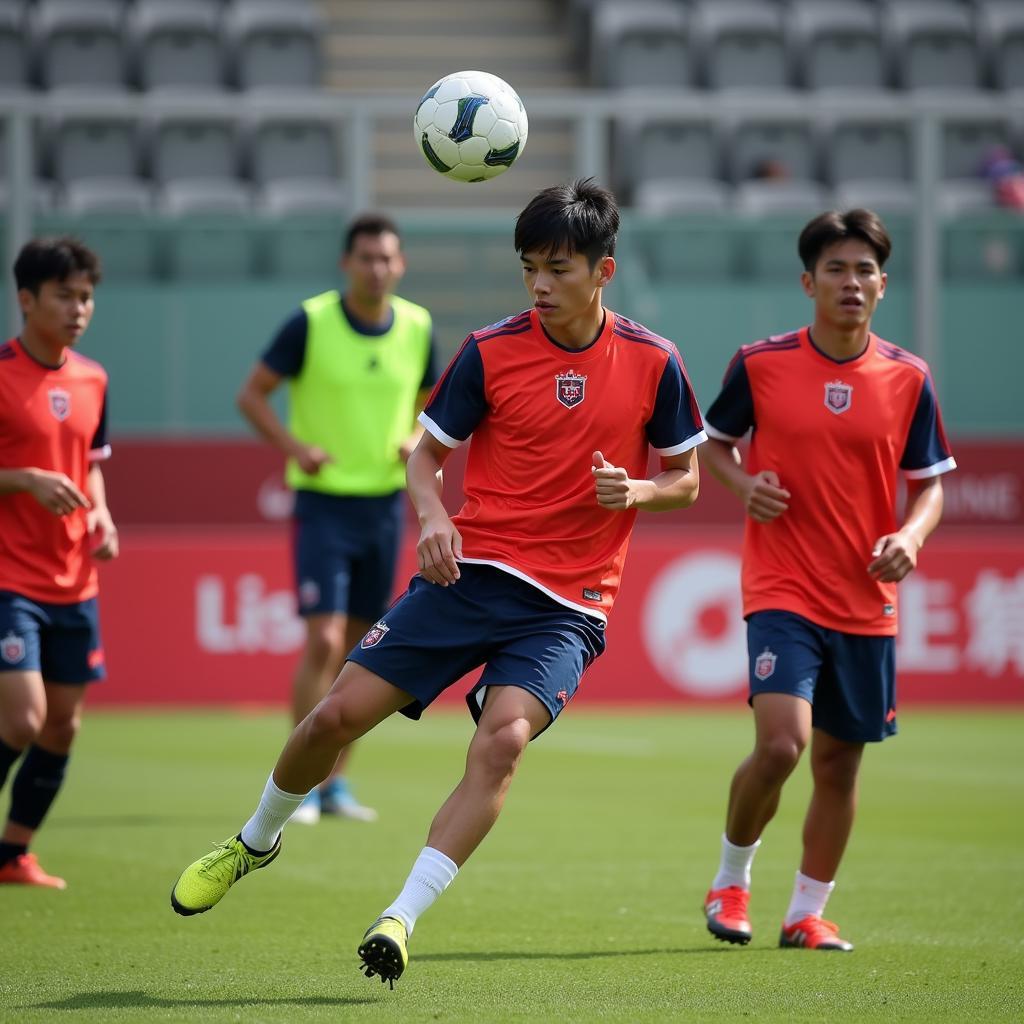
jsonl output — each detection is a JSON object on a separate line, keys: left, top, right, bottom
{"left": 705, "top": 326, "right": 955, "bottom": 635}
{"left": 420, "top": 308, "right": 706, "bottom": 620}
{"left": 0, "top": 338, "right": 110, "bottom": 603}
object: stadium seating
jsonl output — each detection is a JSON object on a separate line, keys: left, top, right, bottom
{"left": 729, "top": 118, "right": 817, "bottom": 182}
{"left": 884, "top": 1, "right": 982, "bottom": 91}
{"left": 249, "top": 118, "right": 339, "bottom": 185}
{"left": 150, "top": 116, "right": 239, "bottom": 184}
{"left": 980, "top": 0, "right": 1024, "bottom": 90}
{"left": 0, "top": 1, "right": 28, "bottom": 92}
{"left": 589, "top": 1, "right": 691, "bottom": 89}
{"left": 692, "top": 1, "right": 789, "bottom": 91}
{"left": 49, "top": 115, "right": 139, "bottom": 184}
{"left": 789, "top": 1, "right": 886, "bottom": 91}
{"left": 827, "top": 120, "right": 912, "bottom": 184}
{"left": 31, "top": 0, "right": 127, "bottom": 92}
{"left": 224, "top": 1, "right": 322, "bottom": 91}
{"left": 128, "top": 1, "right": 225, "bottom": 92}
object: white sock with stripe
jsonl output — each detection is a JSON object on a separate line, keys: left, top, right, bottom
{"left": 784, "top": 870, "right": 835, "bottom": 926}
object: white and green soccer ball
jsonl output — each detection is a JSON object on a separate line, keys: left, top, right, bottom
{"left": 413, "top": 70, "right": 528, "bottom": 182}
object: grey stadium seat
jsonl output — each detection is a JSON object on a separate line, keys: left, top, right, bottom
{"left": 789, "top": 1, "right": 885, "bottom": 91}
{"left": 692, "top": 1, "right": 789, "bottom": 91}
{"left": 617, "top": 117, "right": 719, "bottom": 196}
{"left": 158, "top": 177, "right": 251, "bottom": 215}
{"left": 939, "top": 179, "right": 997, "bottom": 215}
{"left": 884, "top": 0, "right": 982, "bottom": 91}
{"left": 0, "top": 180, "right": 57, "bottom": 214}
{"left": 827, "top": 120, "right": 912, "bottom": 185}
{"left": 589, "top": 1, "right": 692, "bottom": 89}
{"left": 979, "top": 0, "right": 1024, "bottom": 90}
{"left": 942, "top": 119, "right": 1012, "bottom": 179}
{"left": 249, "top": 118, "right": 338, "bottom": 185}
{"left": 32, "top": 0, "right": 128, "bottom": 91}
{"left": 128, "top": 0, "right": 225, "bottom": 92}
{"left": 633, "top": 179, "right": 732, "bottom": 216}
{"left": 62, "top": 177, "right": 153, "bottom": 214}
{"left": 734, "top": 180, "right": 830, "bottom": 216}
{"left": 225, "top": 0, "right": 322, "bottom": 90}
{"left": 729, "top": 119, "right": 817, "bottom": 183}
{"left": 260, "top": 180, "right": 348, "bottom": 280}
{"left": 150, "top": 117, "right": 239, "bottom": 184}
{"left": 0, "top": 2, "right": 28, "bottom": 91}
{"left": 259, "top": 178, "right": 347, "bottom": 215}
{"left": 50, "top": 116, "right": 139, "bottom": 184}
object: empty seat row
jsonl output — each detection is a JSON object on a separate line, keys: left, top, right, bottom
{"left": 0, "top": 0, "right": 322, "bottom": 93}
{"left": 616, "top": 115, "right": 1024, "bottom": 194}
{"left": 589, "top": 0, "right": 1024, "bottom": 92}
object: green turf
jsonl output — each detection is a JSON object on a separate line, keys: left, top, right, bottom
{"left": 1, "top": 708, "right": 1022, "bottom": 1023}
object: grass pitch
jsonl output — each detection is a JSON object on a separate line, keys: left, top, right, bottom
{"left": 1, "top": 707, "right": 1022, "bottom": 1023}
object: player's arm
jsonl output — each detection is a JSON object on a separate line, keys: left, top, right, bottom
{"left": 86, "top": 463, "right": 119, "bottom": 560}
{"left": 703, "top": 439, "right": 790, "bottom": 524}
{"left": 868, "top": 474, "right": 944, "bottom": 583}
{"left": 236, "top": 362, "right": 330, "bottom": 475}
{"left": 0, "top": 467, "right": 91, "bottom": 514}
{"left": 592, "top": 448, "right": 699, "bottom": 511}
{"left": 406, "top": 432, "right": 462, "bottom": 586}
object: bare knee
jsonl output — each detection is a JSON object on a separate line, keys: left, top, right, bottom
{"left": 37, "top": 711, "right": 81, "bottom": 754}
{"left": 303, "top": 691, "right": 366, "bottom": 748}
{"left": 753, "top": 733, "right": 806, "bottom": 782}
{"left": 305, "top": 622, "right": 345, "bottom": 673}
{"left": 2, "top": 706, "right": 45, "bottom": 750}
{"left": 472, "top": 717, "right": 531, "bottom": 780}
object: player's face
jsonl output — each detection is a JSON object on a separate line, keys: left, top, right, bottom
{"left": 802, "top": 239, "right": 887, "bottom": 330}
{"left": 341, "top": 231, "right": 405, "bottom": 304}
{"left": 18, "top": 272, "right": 95, "bottom": 348}
{"left": 520, "top": 248, "right": 614, "bottom": 329}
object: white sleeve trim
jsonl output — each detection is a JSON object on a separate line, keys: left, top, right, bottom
{"left": 88, "top": 444, "right": 112, "bottom": 462}
{"left": 704, "top": 421, "right": 743, "bottom": 443}
{"left": 418, "top": 411, "right": 466, "bottom": 449}
{"left": 654, "top": 429, "right": 708, "bottom": 457}
{"left": 903, "top": 456, "right": 957, "bottom": 480}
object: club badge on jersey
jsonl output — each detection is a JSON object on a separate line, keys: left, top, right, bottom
{"left": 1, "top": 631, "right": 26, "bottom": 664}
{"left": 754, "top": 647, "right": 777, "bottom": 680}
{"left": 48, "top": 388, "right": 71, "bottom": 422}
{"left": 824, "top": 380, "right": 853, "bottom": 415}
{"left": 360, "top": 621, "right": 390, "bottom": 649}
{"left": 555, "top": 370, "right": 587, "bottom": 409}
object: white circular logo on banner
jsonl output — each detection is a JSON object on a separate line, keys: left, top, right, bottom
{"left": 642, "top": 551, "right": 747, "bottom": 697}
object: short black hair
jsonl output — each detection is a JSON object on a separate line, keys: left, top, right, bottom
{"left": 514, "top": 178, "right": 619, "bottom": 268}
{"left": 798, "top": 209, "right": 892, "bottom": 272}
{"left": 14, "top": 236, "right": 102, "bottom": 294}
{"left": 344, "top": 213, "right": 401, "bottom": 254}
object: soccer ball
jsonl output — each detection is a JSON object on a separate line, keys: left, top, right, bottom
{"left": 413, "top": 70, "right": 528, "bottom": 183}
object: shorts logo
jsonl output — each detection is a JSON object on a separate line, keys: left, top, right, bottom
{"left": 360, "top": 621, "right": 389, "bottom": 649}
{"left": 299, "top": 579, "right": 320, "bottom": 609}
{"left": 556, "top": 689, "right": 569, "bottom": 706}
{"left": 824, "top": 380, "right": 852, "bottom": 415}
{"left": 555, "top": 370, "right": 587, "bottom": 409}
{"left": 48, "top": 388, "right": 71, "bottom": 422}
{"left": 1, "top": 631, "right": 25, "bottom": 664}
{"left": 87, "top": 647, "right": 105, "bottom": 669}
{"left": 754, "top": 647, "right": 777, "bottom": 680}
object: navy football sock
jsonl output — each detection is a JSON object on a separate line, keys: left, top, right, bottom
{"left": 9, "top": 745, "right": 69, "bottom": 831}
{"left": 0, "top": 736, "right": 23, "bottom": 792}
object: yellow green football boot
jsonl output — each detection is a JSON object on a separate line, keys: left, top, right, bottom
{"left": 357, "top": 916, "right": 409, "bottom": 988}
{"left": 170, "top": 834, "right": 281, "bottom": 916}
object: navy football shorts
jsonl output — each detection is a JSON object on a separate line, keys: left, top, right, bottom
{"left": 347, "top": 563, "right": 606, "bottom": 735}
{"left": 0, "top": 590, "right": 105, "bottom": 684}
{"left": 747, "top": 609, "right": 897, "bottom": 743}
{"left": 292, "top": 489, "right": 403, "bottom": 621}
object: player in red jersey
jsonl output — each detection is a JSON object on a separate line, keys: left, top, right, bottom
{"left": 701, "top": 210, "right": 955, "bottom": 951}
{"left": 170, "top": 179, "right": 707, "bottom": 984}
{"left": 0, "top": 237, "right": 117, "bottom": 889}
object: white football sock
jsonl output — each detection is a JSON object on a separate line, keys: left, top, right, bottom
{"left": 712, "top": 833, "right": 761, "bottom": 890}
{"left": 379, "top": 847, "right": 459, "bottom": 936}
{"left": 784, "top": 870, "right": 835, "bottom": 926}
{"left": 239, "top": 773, "right": 309, "bottom": 853}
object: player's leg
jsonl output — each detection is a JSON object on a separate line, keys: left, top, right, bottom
{"left": 705, "top": 611, "right": 821, "bottom": 945}
{"left": 170, "top": 661, "right": 412, "bottom": 916}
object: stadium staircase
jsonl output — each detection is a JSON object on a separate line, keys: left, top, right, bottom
{"left": 317, "top": 0, "right": 583, "bottom": 209}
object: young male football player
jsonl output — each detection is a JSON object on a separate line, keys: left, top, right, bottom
{"left": 237, "top": 213, "right": 438, "bottom": 824}
{"left": 0, "top": 237, "right": 117, "bottom": 889}
{"left": 171, "top": 179, "right": 706, "bottom": 985}
{"left": 701, "top": 209, "right": 955, "bottom": 951}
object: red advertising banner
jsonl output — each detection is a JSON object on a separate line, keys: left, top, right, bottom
{"left": 90, "top": 529, "right": 1024, "bottom": 707}
{"left": 103, "top": 438, "right": 1024, "bottom": 529}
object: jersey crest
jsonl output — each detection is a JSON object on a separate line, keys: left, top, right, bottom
{"left": 48, "top": 387, "right": 71, "bottom": 422}
{"left": 1, "top": 631, "right": 25, "bottom": 665}
{"left": 555, "top": 369, "right": 587, "bottom": 409}
{"left": 360, "top": 620, "right": 389, "bottom": 649}
{"left": 754, "top": 647, "right": 777, "bottom": 680}
{"left": 824, "top": 380, "right": 852, "bottom": 415}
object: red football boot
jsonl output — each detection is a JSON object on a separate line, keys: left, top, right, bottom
{"left": 779, "top": 915, "right": 853, "bottom": 951}
{"left": 0, "top": 853, "right": 67, "bottom": 889}
{"left": 704, "top": 885, "right": 752, "bottom": 945}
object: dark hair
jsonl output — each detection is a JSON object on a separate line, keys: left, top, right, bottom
{"left": 798, "top": 209, "right": 892, "bottom": 272}
{"left": 344, "top": 213, "right": 401, "bottom": 254}
{"left": 14, "top": 236, "right": 102, "bottom": 294}
{"left": 514, "top": 177, "right": 619, "bottom": 267}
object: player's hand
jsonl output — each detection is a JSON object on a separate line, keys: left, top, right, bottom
{"left": 26, "top": 469, "right": 91, "bottom": 516}
{"left": 867, "top": 531, "right": 919, "bottom": 583}
{"left": 87, "top": 506, "right": 119, "bottom": 560}
{"left": 292, "top": 443, "right": 332, "bottom": 475}
{"left": 417, "top": 514, "right": 463, "bottom": 586}
{"left": 743, "top": 470, "right": 790, "bottom": 523}
{"left": 591, "top": 451, "right": 638, "bottom": 510}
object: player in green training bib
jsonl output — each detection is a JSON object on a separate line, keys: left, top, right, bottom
{"left": 237, "top": 214, "right": 438, "bottom": 824}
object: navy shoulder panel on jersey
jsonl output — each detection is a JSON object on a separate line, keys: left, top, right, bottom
{"left": 261, "top": 308, "right": 308, "bottom": 377}
{"left": 420, "top": 334, "right": 488, "bottom": 446}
